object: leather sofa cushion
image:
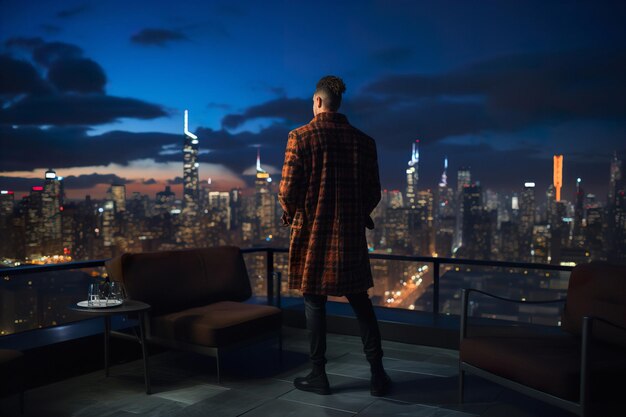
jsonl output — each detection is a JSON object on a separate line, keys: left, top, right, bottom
{"left": 105, "top": 246, "right": 252, "bottom": 316}
{"left": 460, "top": 331, "right": 626, "bottom": 401}
{"left": 150, "top": 301, "right": 282, "bottom": 347}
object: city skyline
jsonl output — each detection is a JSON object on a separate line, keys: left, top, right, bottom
{"left": 1, "top": 0, "right": 625, "bottom": 200}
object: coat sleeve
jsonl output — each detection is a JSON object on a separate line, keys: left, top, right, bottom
{"left": 364, "top": 139, "right": 382, "bottom": 216}
{"left": 278, "top": 131, "right": 304, "bottom": 225}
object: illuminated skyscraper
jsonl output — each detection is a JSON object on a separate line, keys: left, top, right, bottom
{"left": 109, "top": 184, "right": 126, "bottom": 212}
{"left": 255, "top": 149, "right": 275, "bottom": 242}
{"left": 436, "top": 157, "right": 455, "bottom": 257}
{"left": 405, "top": 140, "right": 419, "bottom": 209}
{"left": 155, "top": 186, "right": 176, "bottom": 215}
{"left": 461, "top": 183, "right": 491, "bottom": 260}
{"left": 387, "top": 190, "right": 404, "bottom": 209}
{"left": 179, "top": 110, "right": 201, "bottom": 247}
{"left": 0, "top": 190, "right": 15, "bottom": 258}
{"left": 101, "top": 200, "right": 115, "bottom": 250}
{"left": 182, "top": 110, "right": 200, "bottom": 212}
{"left": 454, "top": 166, "right": 471, "bottom": 251}
{"left": 519, "top": 182, "right": 536, "bottom": 261}
{"left": 607, "top": 152, "right": 625, "bottom": 261}
{"left": 410, "top": 189, "right": 434, "bottom": 255}
{"left": 229, "top": 188, "right": 242, "bottom": 230}
{"left": 42, "top": 169, "right": 62, "bottom": 254}
{"left": 25, "top": 186, "right": 44, "bottom": 259}
{"left": 553, "top": 155, "right": 563, "bottom": 202}
{"left": 572, "top": 178, "right": 585, "bottom": 248}
{"left": 608, "top": 151, "right": 622, "bottom": 205}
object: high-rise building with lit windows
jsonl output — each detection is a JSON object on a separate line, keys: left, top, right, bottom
{"left": 25, "top": 186, "right": 44, "bottom": 259}
{"left": 42, "top": 169, "right": 62, "bottom": 254}
{"left": 519, "top": 182, "right": 536, "bottom": 261}
{"left": 0, "top": 190, "right": 15, "bottom": 258}
{"left": 179, "top": 110, "right": 201, "bottom": 247}
{"left": 572, "top": 178, "right": 585, "bottom": 248}
{"left": 553, "top": 155, "right": 563, "bottom": 202}
{"left": 109, "top": 184, "right": 126, "bottom": 213}
{"left": 606, "top": 152, "right": 625, "bottom": 260}
{"left": 454, "top": 166, "right": 471, "bottom": 250}
{"left": 436, "top": 157, "right": 455, "bottom": 257}
{"left": 182, "top": 110, "right": 200, "bottom": 212}
{"left": 405, "top": 140, "right": 419, "bottom": 209}
{"left": 255, "top": 149, "right": 275, "bottom": 242}
{"left": 410, "top": 189, "right": 434, "bottom": 256}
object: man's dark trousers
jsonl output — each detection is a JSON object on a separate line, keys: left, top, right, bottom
{"left": 303, "top": 292, "right": 383, "bottom": 369}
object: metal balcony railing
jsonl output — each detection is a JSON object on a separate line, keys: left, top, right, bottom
{"left": 1, "top": 247, "right": 575, "bottom": 340}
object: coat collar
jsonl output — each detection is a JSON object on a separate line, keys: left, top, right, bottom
{"left": 312, "top": 112, "right": 348, "bottom": 124}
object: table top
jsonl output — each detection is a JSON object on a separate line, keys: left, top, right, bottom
{"left": 68, "top": 299, "right": 151, "bottom": 315}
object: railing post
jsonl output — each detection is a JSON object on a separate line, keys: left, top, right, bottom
{"left": 433, "top": 260, "right": 440, "bottom": 320}
{"left": 266, "top": 248, "right": 274, "bottom": 306}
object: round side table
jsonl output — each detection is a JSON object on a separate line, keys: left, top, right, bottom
{"left": 69, "top": 300, "right": 152, "bottom": 394}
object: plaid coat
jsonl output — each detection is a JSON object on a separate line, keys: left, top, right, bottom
{"left": 278, "top": 112, "right": 381, "bottom": 296}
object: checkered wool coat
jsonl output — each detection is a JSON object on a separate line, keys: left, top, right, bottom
{"left": 278, "top": 112, "right": 381, "bottom": 296}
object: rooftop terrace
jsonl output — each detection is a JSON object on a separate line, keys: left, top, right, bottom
{"left": 0, "top": 327, "right": 578, "bottom": 417}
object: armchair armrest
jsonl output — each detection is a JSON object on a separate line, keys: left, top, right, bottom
{"left": 584, "top": 316, "right": 626, "bottom": 333}
{"left": 460, "top": 288, "right": 566, "bottom": 341}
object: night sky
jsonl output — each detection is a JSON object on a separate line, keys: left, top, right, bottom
{"left": 1, "top": 0, "right": 625, "bottom": 202}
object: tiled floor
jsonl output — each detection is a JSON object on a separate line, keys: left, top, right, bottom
{"left": 0, "top": 328, "right": 577, "bottom": 417}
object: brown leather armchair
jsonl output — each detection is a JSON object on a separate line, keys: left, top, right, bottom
{"left": 459, "top": 262, "right": 626, "bottom": 417}
{"left": 105, "top": 246, "right": 282, "bottom": 383}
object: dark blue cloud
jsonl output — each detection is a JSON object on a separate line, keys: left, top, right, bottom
{"left": 57, "top": 4, "right": 90, "bottom": 19}
{"left": 0, "top": 55, "right": 51, "bottom": 96}
{"left": 47, "top": 58, "right": 107, "bottom": 93}
{"left": 221, "top": 97, "right": 310, "bottom": 130}
{"left": 0, "top": 95, "right": 166, "bottom": 125}
{"left": 130, "top": 28, "right": 188, "bottom": 46}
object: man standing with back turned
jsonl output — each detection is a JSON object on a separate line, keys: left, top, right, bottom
{"left": 279, "top": 75, "right": 391, "bottom": 396}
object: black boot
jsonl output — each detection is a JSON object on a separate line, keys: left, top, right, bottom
{"left": 370, "top": 361, "right": 391, "bottom": 396}
{"left": 294, "top": 367, "right": 331, "bottom": 395}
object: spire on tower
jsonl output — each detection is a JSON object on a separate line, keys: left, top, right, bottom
{"left": 257, "top": 148, "right": 261, "bottom": 171}
{"left": 439, "top": 156, "right": 448, "bottom": 187}
{"left": 184, "top": 110, "right": 198, "bottom": 142}
{"left": 408, "top": 140, "right": 419, "bottom": 166}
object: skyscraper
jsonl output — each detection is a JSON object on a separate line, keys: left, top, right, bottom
{"left": 179, "top": 110, "right": 200, "bottom": 247}
{"left": 0, "top": 190, "right": 15, "bottom": 258}
{"left": 109, "top": 184, "right": 126, "bottom": 213}
{"left": 42, "top": 169, "right": 62, "bottom": 254}
{"left": 155, "top": 185, "right": 176, "bottom": 215}
{"left": 454, "top": 166, "right": 471, "bottom": 251}
{"left": 25, "top": 186, "right": 44, "bottom": 259}
{"left": 407, "top": 189, "right": 434, "bottom": 256}
{"left": 519, "top": 182, "right": 536, "bottom": 261}
{"left": 182, "top": 110, "right": 200, "bottom": 213}
{"left": 405, "top": 140, "right": 419, "bottom": 209}
{"left": 608, "top": 151, "right": 622, "bottom": 205}
{"left": 553, "top": 155, "right": 563, "bottom": 202}
{"left": 436, "top": 157, "right": 455, "bottom": 257}
{"left": 461, "top": 184, "right": 491, "bottom": 260}
{"left": 572, "top": 178, "right": 585, "bottom": 248}
{"left": 255, "top": 149, "right": 275, "bottom": 242}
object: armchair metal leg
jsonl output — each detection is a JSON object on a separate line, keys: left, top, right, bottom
{"left": 278, "top": 331, "right": 283, "bottom": 367}
{"left": 216, "top": 349, "right": 221, "bottom": 384}
{"left": 459, "top": 366, "right": 465, "bottom": 404}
